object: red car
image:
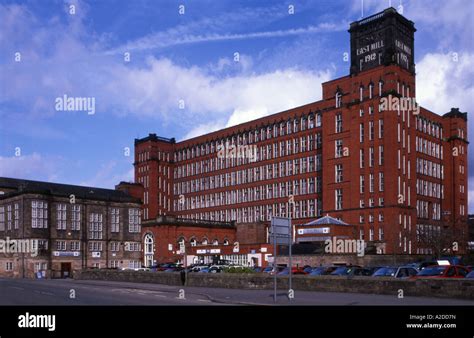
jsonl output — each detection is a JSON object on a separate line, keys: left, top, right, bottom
{"left": 411, "top": 265, "right": 469, "bottom": 279}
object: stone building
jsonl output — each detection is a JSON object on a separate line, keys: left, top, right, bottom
{"left": 0, "top": 177, "right": 142, "bottom": 278}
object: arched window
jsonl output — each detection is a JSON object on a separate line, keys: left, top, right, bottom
{"left": 201, "top": 238, "right": 208, "bottom": 246}
{"left": 190, "top": 238, "right": 197, "bottom": 247}
{"left": 144, "top": 233, "right": 154, "bottom": 267}
{"left": 223, "top": 239, "right": 229, "bottom": 246}
{"left": 212, "top": 239, "right": 219, "bottom": 246}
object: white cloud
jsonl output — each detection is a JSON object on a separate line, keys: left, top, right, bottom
{"left": 80, "top": 162, "right": 134, "bottom": 189}
{"left": 107, "top": 22, "right": 346, "bottom": 53}
{"left": 416, "top": 52, "right": 474, "bottom": 114}
{"left": 0, "top": 153, "right": 60, "bottom": 182}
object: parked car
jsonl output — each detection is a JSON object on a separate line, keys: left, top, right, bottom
{"left": 465, "top": 270, "right": 474, "bottom": 278}
{"left": 198, "top": 267, "right": 210, "bottom": 273}
{"left": 268, "top": 266, "right": 286, "bottom": 275}
{"left": 309, "top": 266, "right": 338, "bottom": 276}
{"left": 208, "top": 265, "right": 223, "bottom": 273}
{"left": 277, "top": 267, "right": 308, "bottom": 275}
{"left": 330, "top": 266, "right": 362, "bottom": 276}
{"left": 303, "top": 265, "right": 313, "bottom": 274}
{"left": 372, "top": 266, "right": 418, "bottom": 278}
{"left": 411, "top": 265, "right": 469, "bottom": 279}
{"left": 190, "top": 264, "right": 210, "bottom": 272}
{"left": 252, "top": 266, "right": 263, "bottom": 273}
{"left": 262, "top": 266, "right": 274, "bottom": 274}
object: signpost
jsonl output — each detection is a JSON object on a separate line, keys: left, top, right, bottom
{"left": 270, "top": 216, "right": 292, "bottom": 303}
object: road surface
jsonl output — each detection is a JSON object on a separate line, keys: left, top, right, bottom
{"left": 0, "top": 278, "right": 473, "bottom": 306}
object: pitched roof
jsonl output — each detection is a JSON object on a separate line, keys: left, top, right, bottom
{"left": 303, "top": 215, "right": 349, "bottom": 226}
{"left": 0, "top": 177, "right": 140, "bottom": 203}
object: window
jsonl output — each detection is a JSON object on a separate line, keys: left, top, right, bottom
{"left": 7, "top": 205, "right": 12, "bottom": 230}
{"left": 71, "top": 241, "right": 80, "bottom": 251}
{"left": 359, "top": 86, "right": 364, "bottom": 101}
{"left": 72, "top": 205, "right": 81, "bottom": 231}
{"left": 360, "top": 175, "right": 365, "bottom": 193}
{"left": 32, "top": 200, "right": 48, "bottom": 229}
{"left": 359, "top": 123, "right": 364, "bottom": 142}
{"left": 379, "top": 173, "right": 384, "bottom": 192}
{"left": 369, "top": 121, "right": 374, "bottom": 140}
{"left": 5, "top": 262, "right": 13, "bottom": 271}
{"left": 369, "top": 228, "right": 374, "bottom": 241}
{"left": 335, "top": 92, "right": 342, "bottom": 108}
{"left": 379, "top": 119, "right": 384, "bottom": 138}
{"left": 379, "top": 145, "right": 384, "bottom": 165}
{"left": 335, "top": 113, "right": 343, "bottom": 133}
{"left": 369, "top": 147, "right": 374, "bottom": 167}
{"left": 128, "top": 208, "right": 141, "bottom": 233}
{"left": 335, "top": 164, "right": 343, "bottom": 183}
{"left": 89, "top": 213, "right": 103, "bottom": 239}
{"left": 335, "top": 189, "right": 343, "bottom": 210}
{"left": 315, "top": 113, "right": 322, "bottom": 127}
{"left": 0, "top": 206, "right": 4, "bottom": 231}
{"left": 89, "top": 242, "right": 103, "bottom": 252}
{"left": 369, "top": 173, "right": 374, "bottom": 193}
{"left": 110, "top": 260, "right": 120, "bottom": 268}
{"left": 111, "top": 208, "right": 120, "bottom": 233}
{"left": 212, "top": 239, "right": 219, "bottom": 246}
{"left": 369, "top": 83, "right": 374, "bottom": 99}
{"left": 379, "top": 227, "right": 384, "bottom": 241}
{"left": 14, "top": 203, "right": 19, "bottom": 229}
{"left": 359, "top": 149, "right": 365, "bottom": 168}
{"left": 125, "top": 242, "right": 141, "bottom": 251}
{"left": 335, "top": 140, "right": 343, "bottom": 158}
{"left": 56, "top": 203, "right": 67, "bottom": 230}
{"left": 378, "top": 80, "right": 384, "bottom": 96}
{"left": 56, "top": 240, "right": 66, "bottom": 251}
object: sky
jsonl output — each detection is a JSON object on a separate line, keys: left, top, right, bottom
{"left": 0, "top": 0, "right": 473, "bottom": 211}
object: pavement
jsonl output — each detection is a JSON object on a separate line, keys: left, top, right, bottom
{"left": 1, "top": 278, "right": 473, "bottom": 306}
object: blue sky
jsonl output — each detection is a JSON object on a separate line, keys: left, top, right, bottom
{"left": 0, "top": 0, "right": 473, "bottom": 211}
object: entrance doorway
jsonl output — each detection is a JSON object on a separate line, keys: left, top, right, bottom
{"left": 60, "top": 262, "right": 72, "bottom": 278}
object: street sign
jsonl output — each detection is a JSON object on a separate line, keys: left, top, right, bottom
{"left": 269, "top": 216, "right": 291, "bottom": 245}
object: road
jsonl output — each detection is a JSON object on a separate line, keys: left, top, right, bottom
{"left": 1, "top": 278, "right": 473, "bottom": 306}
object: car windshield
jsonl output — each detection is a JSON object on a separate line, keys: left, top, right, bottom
{"left": 332, "top": 267, "right": 348, "bottom": 274}
{"left": 417, "top": 267, "right": 445, "bottom": 276}
{"left": 374, "top": 268, "right": 397, "bottom": 276}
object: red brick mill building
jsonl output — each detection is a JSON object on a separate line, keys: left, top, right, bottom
{"left": 131, "top": 8, "right": 468, "bottom": 265}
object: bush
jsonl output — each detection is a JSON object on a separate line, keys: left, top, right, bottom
{"left": 222, "top": 266, "right": 255, "bottom": 274}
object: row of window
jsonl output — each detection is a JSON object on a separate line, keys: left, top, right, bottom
{"left": 0, "top": 204, "right": 19, "bottom": 231}
{"left": 174, "top": 155, "right": 322, "bottom": 195}
{"left": 181, "top": 200, "right": 323, "bottom": 223}
{"left": 54, "top": 241, "right": 142, "bottom": 252}
{"left": 415, "top": 136, "right": 443, "bottom": 159}
{"left": 177, "top": 237, "right": 230, "bottom": 247}
{"left": 358, "top": 226, "right": 385, "bottom": 242}
{"left": 416, "top": 158, "right": 444, "bottom": 179}
{"left": 358, "top": 172, "right": 385, "bottom": 193}
{"left": 174, "top": 114, "right": 323, "bottom": 163}
{"left": 359, "top": 212, "right": 385, "bottom": 224}
{"left": 415, "top": 117, "right": 443, "bottom": 139}
{"left": 175, "top": 179, "right": 322, "bottom": 211}
{"left": 30, "top": 201, "right": 141, "bottom": 234}
{"left": 416, "top": 179, "right": 443, "bottom": 199}
{"left": 358, "top": 146, "right": 385, "bottom": 168}
{"left": 175, "top": 135, "right": 323, "bottom": 179}
{"left": 416, "top": 200, "right": 441, "bottom": 220}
